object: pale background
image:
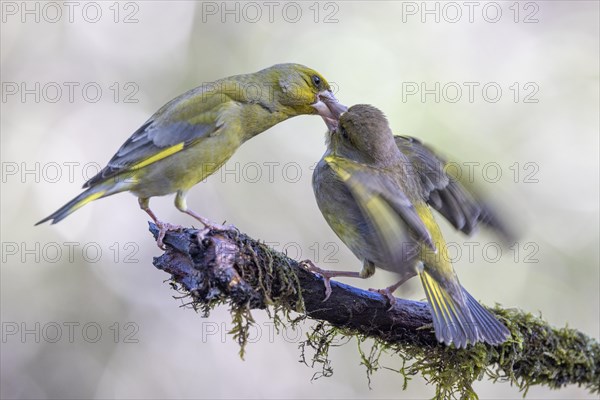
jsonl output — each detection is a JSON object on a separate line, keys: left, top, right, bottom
{"left": 1, "top": 1, "right": 599, "bottom": 399}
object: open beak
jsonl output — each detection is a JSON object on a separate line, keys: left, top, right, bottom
{"left": 312, "top": 90, "right": 348, "bottom": 131}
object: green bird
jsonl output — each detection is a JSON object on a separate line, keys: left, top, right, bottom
{"left": 36, "top": 63, "right": 346, "bottom": 247}
{"left": 310, "top": 104, "right": 510, "bottom": 347}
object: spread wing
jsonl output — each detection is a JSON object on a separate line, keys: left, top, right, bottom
{"left": 395, "top": 135, "right": 514, "bottom": 242}
{"left": 324, "top": 155, "right": 436, "bottom": 269}
{"left": 84, "top": 92, "right": 238, "bottom": 188}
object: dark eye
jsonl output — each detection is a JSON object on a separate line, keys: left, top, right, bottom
{"left": 311, "top": 75, "right": 321, "bottom": 87}
{"left": 340, "top": 125, "right": 349, "bottom": 140}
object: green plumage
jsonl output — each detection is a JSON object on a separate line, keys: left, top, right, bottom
{"left": 37, "top": 63, "right": 342, "bottom": 229}
{"left": 312, "top": 104, "right": 510, "bottom": 348}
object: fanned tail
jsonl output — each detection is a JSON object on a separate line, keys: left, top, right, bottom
{"left": 462, "top": 288, "right": 511, "bottom": 345}
{"left": 419, "top": 269, "right": 510, "bottom": 348}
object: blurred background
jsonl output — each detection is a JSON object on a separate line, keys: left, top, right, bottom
{"left": 1, "top": 1, "right": 598, "bottom": 398}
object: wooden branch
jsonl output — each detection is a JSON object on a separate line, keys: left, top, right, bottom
{"left": 149, "top": 223, "right": 599, "bottom": 396}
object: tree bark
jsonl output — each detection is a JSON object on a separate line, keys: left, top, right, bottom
{"left": 150, "top": 224, "right": 599, "bottom": 396}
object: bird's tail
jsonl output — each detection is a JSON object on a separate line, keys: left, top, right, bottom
{"left": 419, "top": 269, "right": 510, "bottom": 348}
{"left": 35, "top": 184, "right": 118, "bottom": 225}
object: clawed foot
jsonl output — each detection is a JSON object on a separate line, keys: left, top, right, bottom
{"left": 202, "top": 220, "right": 235, "bottom": 232}
{"left": 192, "top": 215, "right": 236, "bottom": 233}
{"left": 155, "top": 220, "right": 184, "bottom": 249}
{"left": 300, "top": 260, "right": 333, "bottom": 302}
{"left": 368, "top": 287, "right": 398, "bottom": 311}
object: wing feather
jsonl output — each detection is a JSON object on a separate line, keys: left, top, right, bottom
{"left": 84, "top": 93, "right": 234, "bottom": 188}
{"left": 395, "top": 135, "right": 514, "bottom": 241}
{"left": 324, "top": 155, "right": 435, "bottom": 269}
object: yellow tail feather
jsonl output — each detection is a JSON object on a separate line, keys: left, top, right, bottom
{"left": 419, "top": 269, "right": 509, "bottom": 347}
{"left": 35, "top": 188, "right": 108, "bottom": 225}
{"left": 420, "top": 269, "right": 474, "bottom": 348}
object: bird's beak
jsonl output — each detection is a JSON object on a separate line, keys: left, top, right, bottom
{"left": 312, "top": 90, "right": 348, "bottom": 131}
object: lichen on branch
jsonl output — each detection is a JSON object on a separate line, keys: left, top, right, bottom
{"left": 150, "top": 224, "right": 599, "bottom": 398}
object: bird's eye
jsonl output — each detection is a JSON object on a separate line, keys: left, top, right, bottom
{"left": 311, "top": 75, "right": 321, "bottom": 87}
{"left": 340, "top": 125, "right": 349, "bottom": 140}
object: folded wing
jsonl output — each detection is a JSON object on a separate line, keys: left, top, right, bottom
{"left": 324, "top": 155, "right": 435, "bottom": 270}
{"left": 84, "top": 93, "right": 236, "bottom": 188}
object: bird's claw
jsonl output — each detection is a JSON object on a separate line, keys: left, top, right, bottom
{"left": 155, "top": 221, "right": 184, "bottom": 249}
{"left": 300, "top": 260, "right": 333, "bottom": 301}
{"left": 207, "top": 222, "right": 236, "bottom": 232}
{"left": 368, "top": 287, "right": 397, "bottom": 311}
{"left": 195, "top": 216, "right": 236, "bottom": 233}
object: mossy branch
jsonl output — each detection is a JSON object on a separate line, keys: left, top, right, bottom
{"left": 150, "top": 223, "right": 599, "bottom": 398}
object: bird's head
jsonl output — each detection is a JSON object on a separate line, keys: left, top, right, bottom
{"left": 265, "top": 63, "right": 347, "bottom": 129}
{"left": 329, "top": 104, "right": 400, "bottom": 166}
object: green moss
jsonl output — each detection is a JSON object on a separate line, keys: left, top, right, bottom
{"left": 164, "top": 231, "right": 598, "bottom": 397}
{"left": 168, "top": 230, "right": 306, "bottom": 358}
{"left": 297, "top": 306, "right": 599, "bottom": 399}
{"left": 225, "top": 230, "right": 304, "bottom": 311}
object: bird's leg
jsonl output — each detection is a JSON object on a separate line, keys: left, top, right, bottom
{"left": 299, "top": 260, "right": 368, "bottom": 302}
{"left": 138, "top": 197, "right": 182, "bottom": 249}
{"left": 369, "top": 275, "right": 412, "bottom": 310}
{"left": 175, "top": 191, "right": 234, "bottom": 231}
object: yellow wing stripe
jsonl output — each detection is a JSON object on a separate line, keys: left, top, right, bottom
{"left": 414, "top": 203, "right": 434, "bottom": 228}
{"left": 327, "top": 156, "right": 408, "bottom": 255}
{"left": 324, "top": 155, "right": 351, "bottom": 181}
{"left": 325, "top": 155, "right": 412, "bottom": 264}
{"left": 130, "top": 142, "right": 185, "bottom": 170}
{"left": 72, "top": 191, "right": 106, "bottom": 212}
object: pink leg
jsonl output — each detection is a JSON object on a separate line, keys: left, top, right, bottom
{"left": 369, "top": 276, "right": 412, "bottom": 310}
{"left": 300, "top": 260, "right": 364, "bottom": 301}
{"left": 182, "top": 208, "right": 234, "bottom": 231}
{"left": 175, "top": 191, "right": 234, "bottom": 231}
{"left": 139, "top": 197, "right": 183, "bottom": 249}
